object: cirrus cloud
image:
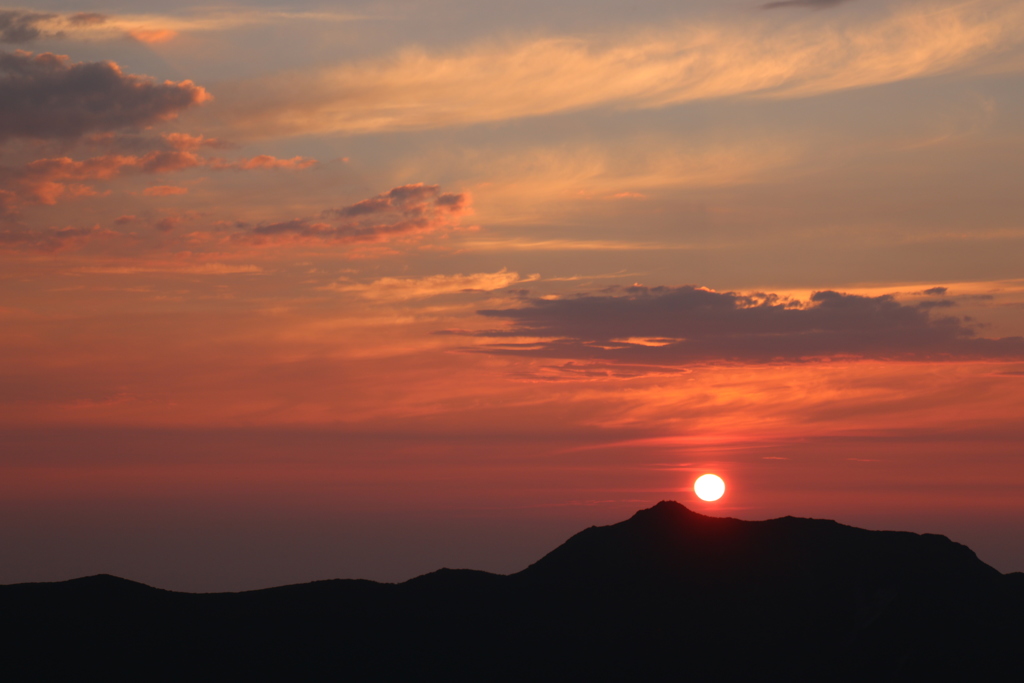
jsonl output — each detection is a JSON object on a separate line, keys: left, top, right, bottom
{"left": 221, "top": 0, "right": 1024, "bottom": 137}
{"left": 328, "top": 269, "right": 535, "bottom": 301}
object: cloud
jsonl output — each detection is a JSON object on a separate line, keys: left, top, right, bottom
{"left": 0, "top": 153, "right": 193, "bottom": 211}
{"left": 77, "top": 263, "right": 261, "bottom": 275}
{"left": 0, "top": 10, "right": 56, "bottom": 43}
{"left": 510, "top": 361, "right": 691, "bottom": 382}
{"left": 330, "top": 269, "right": 532, "bottom": 301}
{"left": 0, "top": 224, "right": 111, "bottom": 252}
{"left": 75, "top": 9, "right": 363, "bottom": 43}
{"left": 441, "top": 138, "right": 797, "bottom": 223}
{"left": 161, "top": 133, "right": 230, "bottom": 151}
{"left": 237, "top": 183, "right": 472, "bottom": 247}
{"left": 225, "top": 155, "right": 317, "bottom": 171}
{"left": 0, "top": 8, "right": 360, "bottom": 45}
{"left": 0, "top": 146, "right": 314, "bottom": 214}
{"left": 0, "top": 10, "right": 111, "bottom": 44}
{"left": 143, "top": 185, "right": 188, "bottom": 196}
{"left": 127, "top": 28, "right": 177, "bottom": 44}
{"left": 68, "top": 13, "right": 108, "bottom": 27}
{"left": 762, "top": 0, "right": 854, "bottom": 9}
{"left": 222, "top": 1, "right": 1024, "bottom": 136}
{"left": 0, "top": 50, "right": 210, "bottom": 142}
{"left": 154, "top": 216, "right": 179, "bottom": 232}
{"left": 466, "top": 285, "right": 1024, "bottom": 364}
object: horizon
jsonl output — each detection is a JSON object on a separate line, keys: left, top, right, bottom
{"left": 2, "top": 0, "right": 1024, "bottom": 593}
{"left": 8, "top": 498, "right": 1016, "bottom": 593}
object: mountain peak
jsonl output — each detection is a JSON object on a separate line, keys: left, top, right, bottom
{"left": 640, "top": 499, "right": 696, "bottom": 514}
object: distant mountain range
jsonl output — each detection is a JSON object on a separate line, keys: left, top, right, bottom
{"left": 2, "top": 501, "right": 1022, "bottom": 681}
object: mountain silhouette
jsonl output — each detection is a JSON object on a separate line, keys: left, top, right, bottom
{"left": 2, "top": 502, "right": 1021, "bottom": 681}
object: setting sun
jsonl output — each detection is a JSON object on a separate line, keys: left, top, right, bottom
{"left": 694, "top": 474, "right": 726, "bottom": 502}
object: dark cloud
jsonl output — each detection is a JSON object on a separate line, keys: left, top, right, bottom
{"left": 154, "top": 216, "right": 179, "bottom": 232}
{"left": 68, "top": 13, "right": 107, "bottom": 27}
{"left": 468, "top": 285, "right": 1024, "bottom": 364}
{"left": 923, "top": 286, "right": 948, "bottom": 296}
{"left": 0, "top": 224, "right": 109, "bottom": 251}
{"left": 0, "top": 10, "right": 55, "bottom": 43}
{"left": 761, "top": 0, "right": 854, "bottom": 9}
{"left": 239, "top": 184, "right": 471, "bottom": 246}
{"left": 0, "top": 50, "right": 210, "bottom": 142}
{"left": 0, "top": 10, "right": 109, "bottom": 44}
{"left": 915, "top": 299, "right": 955, "bottom": 310}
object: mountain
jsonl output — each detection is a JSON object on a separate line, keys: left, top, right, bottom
{"left": 2, "top": 502, "right": 1021, "bottom": 681}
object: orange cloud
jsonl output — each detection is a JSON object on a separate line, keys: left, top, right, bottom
{"left": 230, "top": 155, "right": 317, "bottom": 170}
{"left": 162, "top": 133, "right": 230, "bottom": 151}
{"left": 1, "top": 149, "right": 315, "bottom": 213}
{"left": 330, "top": 269, "right": 533, "bottom": 301}
{"left": 222, "top": 1, "right": 1024, "bottom": 136}
{"left": 128, "top": 28, "right": 177, "bottom": 44}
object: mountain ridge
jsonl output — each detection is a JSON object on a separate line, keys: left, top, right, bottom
{"left": 2, "top": 502, "right": 1021, "bottom": 681}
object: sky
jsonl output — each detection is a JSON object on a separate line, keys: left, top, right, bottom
{"left": 2, "top": 0, "right": 1023, "bottom": 592}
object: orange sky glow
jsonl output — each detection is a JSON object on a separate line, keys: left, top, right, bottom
{"left": 2, "top": 0, "right": 1023, "bottom": 591}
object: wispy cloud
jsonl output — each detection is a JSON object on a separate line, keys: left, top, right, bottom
{"left": 459, "top": 238, "right": 696, "bottom": 252}
{"left": 235, "top": 183, "right": 472, "bottom": 248}
{"left": 0, "top": 132, "right": 315, "bottom": 214}
{"left": 77, "top": 263, "right": 261, "bottom": 275}
{"left": 0, "top": 8, "right": 365, "bottom": 44}
{"left": 221, "top": 1, "right": 1024, "bottom": 136}
{"left": 328, "top": 269, "right": 535, "bottom": 301}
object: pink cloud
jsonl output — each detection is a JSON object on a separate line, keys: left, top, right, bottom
{"left": 128, "top": 28, "right": 178, "bottom": 44}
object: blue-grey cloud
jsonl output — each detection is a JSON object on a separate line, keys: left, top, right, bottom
{"left": 0, "top": 10, "right": 54, "bottom": 43}
{"left": 461, "top": 285, "right": 1024, "bottom": 364}
{"left": 0, "top": 10, "right": 109, "bottom": 43}
{"left": 0, "top": 50, "right": 209, "bottom": 142}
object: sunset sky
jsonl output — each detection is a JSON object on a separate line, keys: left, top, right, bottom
{"left": 2, "top": 0, "right": 1024, "bottom": 592}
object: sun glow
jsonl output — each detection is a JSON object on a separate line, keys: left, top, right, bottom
{"left": 694, "top": 474, "right": 726, "bottom": 502}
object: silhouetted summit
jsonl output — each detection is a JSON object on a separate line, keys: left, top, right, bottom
{"left": 521, "top": 501, "right": 997, "bottom": 586}
{"left": 2, "top": 503, "right": 1021, "bottom": 681}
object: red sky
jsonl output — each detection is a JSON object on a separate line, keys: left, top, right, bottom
{"left": 2, "top": 0, "right": 1024, "bottom": 591}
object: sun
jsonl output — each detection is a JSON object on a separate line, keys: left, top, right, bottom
{"left": 694, "top": 474, "right": 725, "bottom": 502}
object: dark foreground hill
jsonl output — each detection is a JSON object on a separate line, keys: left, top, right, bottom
{"left": 2, "top": 502, "right": 1022, "bottom": 681}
